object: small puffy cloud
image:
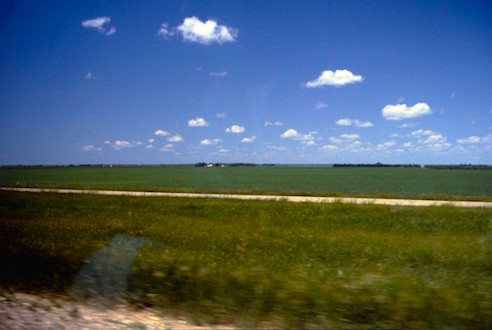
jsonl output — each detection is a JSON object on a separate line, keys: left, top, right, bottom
{"left": 200, "top": 138, "right": 221, "bottom": 145}
{"left": 85, "top": 72, "right": 92, "bottom": 80}
{"left": 154, "top": 129, "right": 169, "bottom": 136}
{"left": 145, "top": 144, "right": 153, "bottom": 149}
{"left": 216, "top": 112, "right": 226, "bottom": 118}
{"left": 167, "top": 134, "right": 183, "bottom": 142}
{"left": 218, "top": 148, "right": 229, "bottom": 153}
{"left": 335, "top": 118, "right": 373, "bottom": 128}
{"left": 106, "top": 26, "right": 116, "bottom": 36}
{"left": 410, "top": 129, "right": 435, "bottom": 137}
{"left": 329, "top": 137, "right": 343, "bottom": 144}
{"left": 340, "top": 134, "right": 359, "bottom": 140}
{"left": 398, "top": 123, "right": 414, "bottom": 129}
{"left": 382, "top": 103, "right": 432, "bottom": 120}
{"left": 241, "top": 136, "right": 256, "bottom": 143}
{"left": 225, "top": 125, "right": 245, "bottom": 133}
{"left": 148, "top": 138, "right": 154, "bottom": 143}
{"left": 81, "top": 16, "right": 109, "bottom": 30}
{"left": 160, "top": 144, "right": 174, "bottom": 152}
{"left": 265, "top": 121, "right": 283, "bottom": 126}
{"left": 81, "top": 145, "right": 102, "bottom": 152}
{"left": 104, "top": 140, "right": 111, "bottom": 145}
{"left": 280, "top": 129, "right": 299, "bottom": 139}
{"left": 305, "top": 69, "right": 363, "bottom": 88}
{"left": 336, "top": 119, "right": 352, "bottom": 126}
{"left": 209, "top": 71, "right": 228, "bottom": 77}
{"left": 423, "top": 134, "right": 447, "bottom": 144}
{"left": 266, "top": 146, "right": 288, "bottom": 152}
{"left": 391, "top": 133, "right": 400, "bottom": 138}
{"left": 355, "top": 121, "right": 373, "bottom": 128}
{"left": 322, "top": 145, "right": 338, "bottom": 150}
{"left": 81, "top": 16, "right": 116, "bottom": 35}
{"left": 280, "top": 129, "right": 315, "bottom": 144}
{"left": 157, "top": 23, "right": 174, "bottom": 39}
{"left": 177, "top": 17, "right": 238, "bottom": 45}
{"left": 314, "top": 102, "right": 327, "bottom": 110}
{"left": 112, "top": 140, "right": 133, "bottom": 150}
{"left": 456, "top": 136, "right": 480, "bottom": 144}
{"left": 403, "top": 142, "right": 412, "bottom": 148}
{"left": 188, "top": 117, "right": 209, "bottom": 127}
{"left": 377, "top": 140, "right": 396, "bottom": 150}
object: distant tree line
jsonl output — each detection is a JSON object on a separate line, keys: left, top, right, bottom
{"left": 333, "top": 163, "right": 491, "bottom": 169}
{"left": 194, "top": 163, "right": 276, "bottom": 167}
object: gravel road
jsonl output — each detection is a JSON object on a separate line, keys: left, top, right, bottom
{"left": 1, "top": 187, "right": 491, "bottom": 208}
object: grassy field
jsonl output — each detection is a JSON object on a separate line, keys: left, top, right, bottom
{"left": 1, "top": 166, "right": 492, "bottom": 200}
{"left": 1, "top": 191, "right": 491, "bottom": 328}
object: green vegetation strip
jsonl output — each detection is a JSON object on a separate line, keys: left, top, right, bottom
{"left": 1, "top": 166, "right": 492, "bottom": 201}
{"left": 1, "top": 191, "right": 491, "bottom": 328}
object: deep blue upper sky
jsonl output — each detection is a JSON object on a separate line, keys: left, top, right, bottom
{"left": 1, "top": 0, "right": 491, "bottom": 164}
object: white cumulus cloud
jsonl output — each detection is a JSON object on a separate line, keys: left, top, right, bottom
{"left": 112, "top": 140, "right": 133, "bottom": 150}
{"left": 377, "top": 140, "right": 396, "bottom": 150}
{"left": 154, "top": 129, "right": 169, "bottom": 136}
{"left": 157, "top": 23, "right": 174, "bottom": 39}
{"left": 265, "top": 121, "right": 283, "bottom": 126}
{"left": 335, "top": 118, "right": 373, "bottom": 128}
{"left": 81, "top": 145, "right": 102, "bottom": 152}
{"left": 382, "top": 103, "right": 432, "bottom": 120}
{"left": 423, "top": 134, "right": 447, "bottom": 144}
{"left": 167, "top": 134, "right": 183, "bottom": 142}
{"left": 322, "top": 145, "right": 338, "bottom": 150}
{"left": 280, "top": 129, "right": 315, "bottom": 145}
{"left": 314, "top": 102, "right": 328, "bottom": 110}
{"left": 159, "top": 144, "right": 174, "bottom": 152}
{"left": 456, "top": 136, "right": 480, "bottom": 144}
{"left": 340, "top": 134, "right": 359, "bottom": 140}
{"left": 225, "top": 125, "right": 245, "bottom": 133}
{"left": 410, "top": 129, "right": 435, "bottom": 137}
{"left": 200, "top": 138, "right": 221, "bottom": 145}
{"left": 241, "top": 136, "right": 256, "bottom": 143}
{"left": 305, "top": 69, "right": 363, "bottom": 88}
{"left": 280, "top": 129, "right": 299, "bottom": 139}
{"left": 216, "top": 112, "right": 226, "bottom": 118}
{"left": 177, "top": 17, "right": 237, "bottom": 45}
{"left": 81, "top": 16, "right": 116, "bottom": 35}
{"left": 188, "top": 117, "right": 209, "bottom": 127}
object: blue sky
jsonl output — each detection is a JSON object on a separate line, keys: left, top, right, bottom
{"left": 1, "top": 0, "right": 491, "bottom": 165}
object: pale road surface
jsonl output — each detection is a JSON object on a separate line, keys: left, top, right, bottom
{"left": 1, "top": 187, "right": 491, "bottom": 208}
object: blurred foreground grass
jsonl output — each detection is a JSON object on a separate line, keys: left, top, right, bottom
{"left": 0, "top": 191, "right": 491, "bottom": 328}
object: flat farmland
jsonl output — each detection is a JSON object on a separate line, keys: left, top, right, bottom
{"left": 1, "top": 191, "right": 491, "bottom": 328}
{"left": 1, "top": 166, "right": 491, "bottom": 200}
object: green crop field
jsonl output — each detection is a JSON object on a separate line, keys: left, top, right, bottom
{"left": 1, "top": 166, "right": 492, "bottom": 200}
{"left": 1, "top": 191, "right": 491, "bottom": 328}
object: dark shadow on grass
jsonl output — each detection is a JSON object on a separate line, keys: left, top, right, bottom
{"left": 71, "top": 234, "right": 148, "bottom": 305}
